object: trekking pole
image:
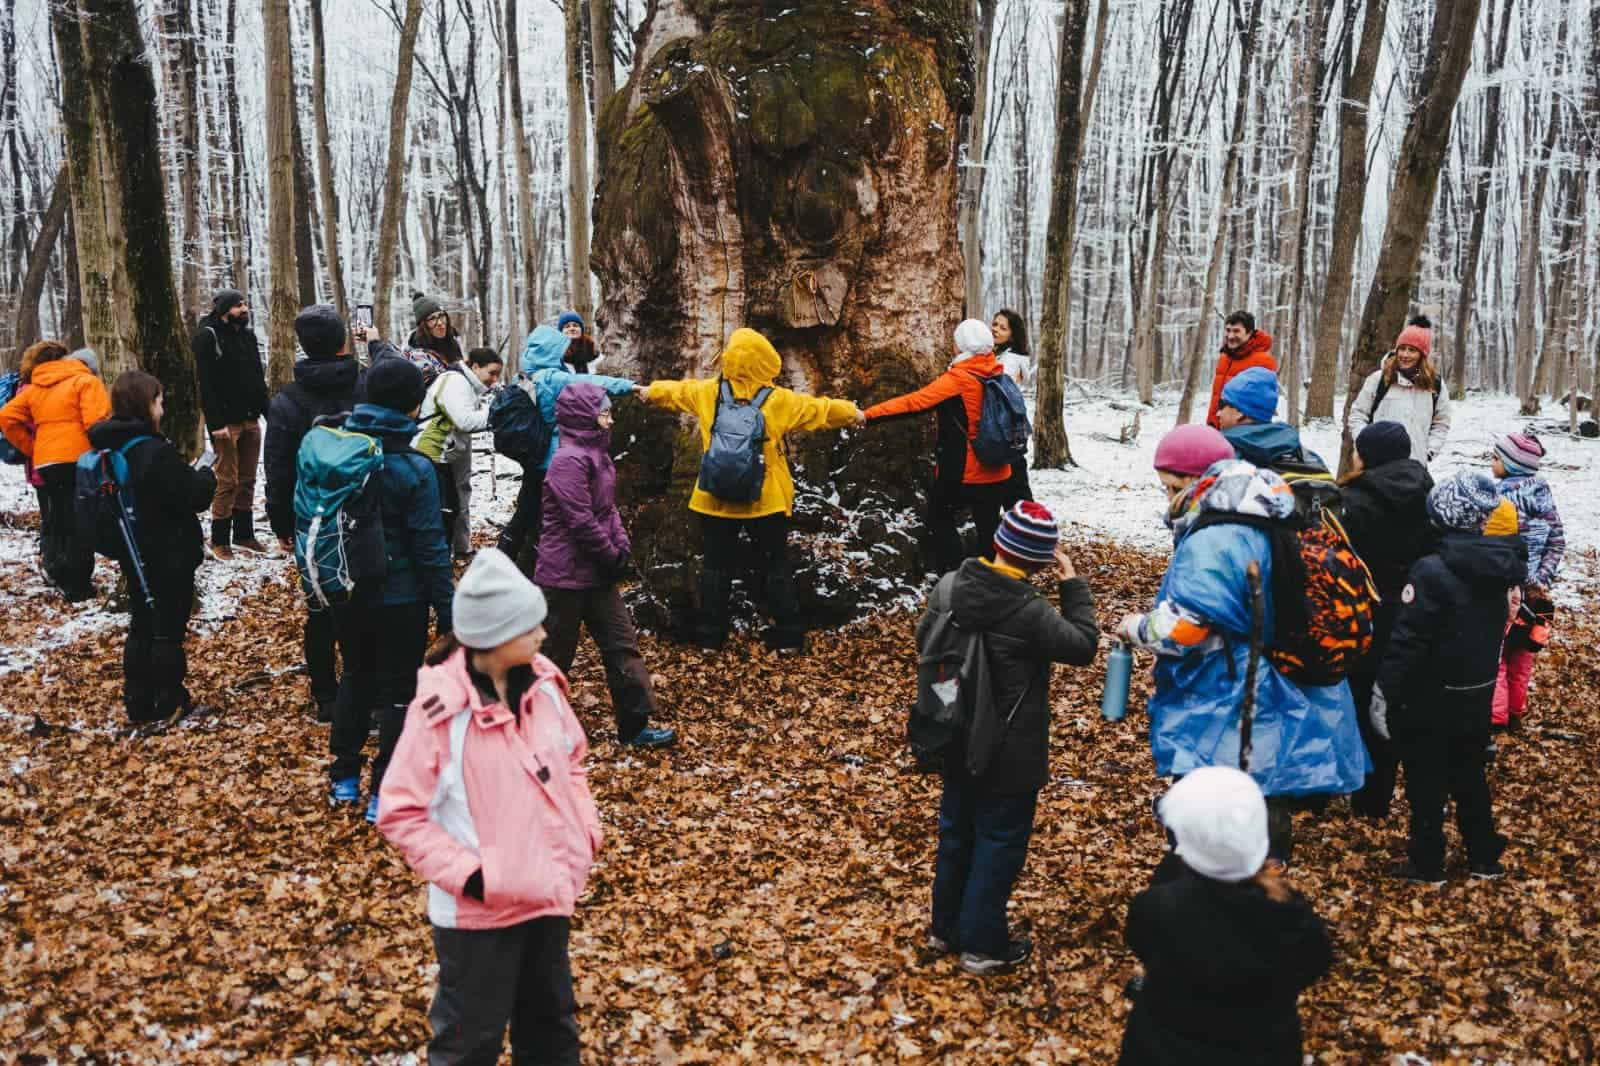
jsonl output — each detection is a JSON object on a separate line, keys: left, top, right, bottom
{"left": 114, "top": 495, "right": 157, "bottom": 613}
{"left": 1240, "top": 561, "right": 1264, "bottom": 774}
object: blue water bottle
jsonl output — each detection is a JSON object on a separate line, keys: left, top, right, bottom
{"left": 1101, "top": 642, "right": 1132, "bottom": 722}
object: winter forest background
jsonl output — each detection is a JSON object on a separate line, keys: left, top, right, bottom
{"left": 1, "top": 0, "right": 1597, "bottom": 436}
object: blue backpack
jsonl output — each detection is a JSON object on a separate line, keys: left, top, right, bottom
{"left": 488, "top": 372, "right": 554, "bottom": 466}
{"left": 74, "top": 435, "right": 157, "bottom": 608}
{"left": 0, "top": 372, "right": 21, "bottom": 464}
{"left": 971, "top": 373, "right": 1031, "bottom": 467}
{"left": 293, "top": 422, "right": 387, "bottom": 609}
{"left": 698, "top": 379, "right": 773, "bottom": 503}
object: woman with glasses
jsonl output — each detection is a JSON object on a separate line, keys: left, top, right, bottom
{"left": 408, "top": 293, "right": 464, "bottom": 364}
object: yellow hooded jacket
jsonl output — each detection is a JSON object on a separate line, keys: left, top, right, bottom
{"left": 645, "top": 328, "right": 859, "bottom": 519}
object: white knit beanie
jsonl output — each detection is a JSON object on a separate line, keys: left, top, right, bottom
{"left": 453, "top": 549, "right": 547, "bottom": 649}
{"left": 1158, "top": 766, "right": 1270, "bottom": 882}
{"left": 953, "top": 318, "right": 995, "bottom": 357}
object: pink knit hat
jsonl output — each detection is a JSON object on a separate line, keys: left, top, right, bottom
{"left": 1394, "top": 323, "right": 1432, "bottom": 357}
{"left": 1154, "top": 424, "right": 1235, "bottom": 476}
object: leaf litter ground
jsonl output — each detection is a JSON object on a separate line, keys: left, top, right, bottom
{"left": 2, "top": 535, "right": 1598, "bottom": 1064}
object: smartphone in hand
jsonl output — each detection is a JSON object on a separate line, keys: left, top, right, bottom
{"left": 194, "top": 449, "right": 218, "bottom": 472}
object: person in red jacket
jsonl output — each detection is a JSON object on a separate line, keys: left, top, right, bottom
{"left": 864, "top": 319, "right": 1014, "bottom": 575}
{"left": 1203, "top": 310, "right": 1276, "bottom": 429}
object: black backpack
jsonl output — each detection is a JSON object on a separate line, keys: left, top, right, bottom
{"left": 489, "top": 372, "right": 554, "bottom": 466}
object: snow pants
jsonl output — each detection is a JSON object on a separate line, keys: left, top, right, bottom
{"left": 429, "top": 917, "right": 578, "bottom": 1066}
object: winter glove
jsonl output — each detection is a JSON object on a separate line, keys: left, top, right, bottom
{"left": 607, "top": 551, "right": 639, "bottom": 583}
{"left": 1369, "top": 685, "right": 1391, "bottom": 742}
{"left": 463, "top": 869, "right": 485, "bottom": 902}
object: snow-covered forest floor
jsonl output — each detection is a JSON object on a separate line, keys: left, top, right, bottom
{"left": 1, "top": 388, "right": 1598, "bottom": 1062}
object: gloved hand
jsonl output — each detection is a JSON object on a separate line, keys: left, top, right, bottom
{"left": 607, "top": 551, "right": 639, "bottom": 583}
{"left": 1369, "top": 685, "right": 1391, "bottom": 742}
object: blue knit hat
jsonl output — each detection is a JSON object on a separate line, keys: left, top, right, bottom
{"left": 1220, "top": 366, "right": 1280, "bottom": 422}
{"left": 1427, "top": 470, "right": 1501, "bottom": 533}
{"left": 994, "top": 501, "right": 1060, "bottom": 567}
{"left": 557, "top": 310, "right": 584, "bottom": 333}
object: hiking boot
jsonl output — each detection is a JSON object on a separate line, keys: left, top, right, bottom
{"left": 623, "top": 726, "right": 678, "bottom": 750}
{"left": 365, "top": 795, "right": 380, "bottom": 825}
{"left": 959, "top": 937, "right": 1033, "bottom": 976}
{"left": 232, "top": 536, "right": 268, "bottom": 554}
{"left": 210, "top": 516, "right": 233, "bottom": 560}
{"left": 315, "top": 699, "right": 336, "bottom": 725}
{"left": 232, "top": 511, "right": 266, "bottom": 553}
{"left": 209, "top": 542, "right": 234, "bottom": 561}
{"left": 1507, "top": 715, "right": 1524, "bottom": 734}
{"left": 1389, "top": 861, "right": 1445, "bottom": 886}
{"left": 925, "top": 934, "right": 954, "bottom": 955}
{"left": 330, "top": 777, "right": 361, "bottom": 807}
{"left": 1469, "top": 860, "right": 1506, "bottom": 880}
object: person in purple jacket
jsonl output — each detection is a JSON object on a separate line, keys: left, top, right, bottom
{"left": 536, "top": 383, "right": 677, "bottom": 749}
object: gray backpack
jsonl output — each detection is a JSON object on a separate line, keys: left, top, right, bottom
{"left": 698, "top": 379, "right": 774, "bottom": 502}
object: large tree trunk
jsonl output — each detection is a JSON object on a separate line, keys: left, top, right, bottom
{"left": 373, "top": 0, "right": 423, "bottom": 337}
{"left": 592, "top": 0, "right": 974, "bottom": 627}
{"left": 52, "top": 0, "right": 200, "bottom": 450}
{"left": 309, "top": 0, "right": 347, "bottom": 316}
{"left": 1304, "top": 0, "right": 1388, "bottom": 420}
{"left": 1514, "top": 50, "right": 1566, "bottom": 416}
{"left": 10, "top": 168, "right": 68, "bottom": 357}
{"left": 1339, "top": 0, "right": 1484, "bottom": 473}
{"left": 1032, "top": 0, "right": 1095, "bottom": 467}
{"left": 504, "top": 0, "right": 539, "bottom": 332}
{"left": 957, "top": 0, "right": 996, "bottom": 316}
{"left": 263, "top": 0, "right": 299, "bottom": 389}
{"left": 563, "top": 0, "right": 594, "bottom": 322}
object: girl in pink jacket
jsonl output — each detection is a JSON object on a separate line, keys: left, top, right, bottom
{"left": 378, "top": 548, "right": 602, "bottom": 1065}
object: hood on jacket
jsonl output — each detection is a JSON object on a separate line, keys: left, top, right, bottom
{"left": 555, "top": 382, "right": 609, "bottom": 431}
{"left": 718, "top": 328, "right": 782, "bottom": 388}
{"left": 30, "top": 358, "right": 95, "bottom": 389}
{"left": 87, "top": 416, "right": 159, "bottom": 451}
{"left": 1351, "top": 457, "right": 1432, "bottom": 509}
{"left": 293, "top": 354, "right": 361, "bottom": 397}
{"left": 1222, "top": 421, "right": 1305, "bottom": 467}
{"left": 947, "top": 557, "right": 1035, "bottom": 631}
{"left": 1438, "top": 532, "right": 1528, "bottom": 589}
{"left": 346, "top": 403, "right": 419, "bottom": 437}
{"left": 521, "top": 325, "right": 572, "bottom": 374}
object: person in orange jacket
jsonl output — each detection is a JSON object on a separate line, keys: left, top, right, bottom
{"left": 0, "top": 342, "right": 111, "bottom": 599}
{"left": 863, "top": 319, "right": 1014, "bottom": 575}
{"left": 1203, "top": 310, "right": 1276, "bottom": 429}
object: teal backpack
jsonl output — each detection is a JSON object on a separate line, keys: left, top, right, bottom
{"left": 293, "top": 421, "right": 387, "bottom": 609}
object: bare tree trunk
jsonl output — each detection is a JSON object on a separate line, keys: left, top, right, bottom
{"left": 309, "top": 0, "right": 347, "bottom": 315}
{"left": 564, "top": 0, "right": 594, "bottom": 322}
{"left": 1282, "top": 0, "right": 1331, "bottom": 425}
{"left": 958, "top": 0, "right": 996, "bottom": 315}
{"left": 1515, "top": 48, "right": 1568, "bottom": 416}
{"left": 1532, "top": 166, "right": 1583, "bottom": 402}
{"left": 505, "top": 0, "right": 539, "bottom": 334}
{"left": 292, "top": 101, "right": 319, "bottom": 307}
{"left": 1175, "top": 0, "right": 1265, "bottom": 427}
{"left": 588, "top": 0, "right": 615, "bottom": 111}
{"left": 263, "top": 0, "right": 299, "bottom": 388}
{"left": 11, "top": 167, "right": 68, "bottom": 356}
{"left": 1032, "top": 0, "right": 1096, "bottom": 468}
{"left": 373, "top": 0, "right": 424, "bottom": 337}
{"left": 1339, "top": 0, "right": 1484, "bottom": 474}
{"left": 161, "top": 0, "right": 202, "bottom": 331}
{"left": 1304, "top": 0, "right": 1388, "bottom": 419}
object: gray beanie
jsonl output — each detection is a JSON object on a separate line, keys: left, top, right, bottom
{"left": 68, "top": 348, "right": 99, "bottom": 375}
{"left": 412, "top": 291, "right": 445, "bottom": 326}
{"left": 453, "top": 549, "right": 548, "bottom": 649}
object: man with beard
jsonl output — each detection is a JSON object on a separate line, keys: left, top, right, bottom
{"left": 192, "top": 288, "right": 270, "bottom": 559}
{"left": 1203, "top": 310, "right": 1276, "bottom": 430}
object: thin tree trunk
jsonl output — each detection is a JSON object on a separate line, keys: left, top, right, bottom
{"left": 1532, "top": 167, "right": 1583, "bottom": 402}
{"left": 224, "top": 0, "right": 248, "bottom": 292}
{"left": 10, "top": 167, "right": 68, "bottom": 356}
{"left": 1515, "top": 52, "right": 1566, "bottom": 416}
{"left": 588, "top": 0, "right": 615, "bottom": 112}
{"left": 63, "top": 192, "right": 83, "bottom": 348}
{"left": 263, "top": 0, "right": 299, "bottom": 388}
{"left": 505, "top": 0, "right": 539, "bottom": 333}
{"left": 373, "top": 0, "right": 424, "bottom": 337}
{"left": 161, "top": 0, "right": 202, "bottom": 331}
{"left": 564, "top": 0, "right": 594, "bottom": 322}
{"left": 959, "top": 0, "right": 996, "bottom": 315}
{"left": 292, "top": 101, "right": 319, "bottom": 308}
{"left": 1305, "top": 0, "right": 1388, "bottom": 419}
{"left": 1283, "top": 0, "right": 1331, "bottom": 425}
{"left": 309, "top": 0, "right": 347, "bottom": 315}
{"left": 1339, "top": 0, "right": 1485, "bottom": 473}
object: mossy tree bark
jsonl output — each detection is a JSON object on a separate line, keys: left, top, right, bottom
{"left": 593, "top": 0, "right": 974, "bottom": 629}
{"left": 51, "top": 0, "right": 200, "bottom": 452}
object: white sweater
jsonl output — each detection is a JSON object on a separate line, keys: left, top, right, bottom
{"left": 1347, "top": 359, "right": 1452, "bottom": 463}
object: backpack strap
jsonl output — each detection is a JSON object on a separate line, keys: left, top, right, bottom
{"left": 116, "top": 435, "right": 155, "bottom": 458}
{"left": 1370, "top": 368, "right": 1442, "bottom": 418}
{"left": 751, "top": 385, "right": 774, "bottom": 409}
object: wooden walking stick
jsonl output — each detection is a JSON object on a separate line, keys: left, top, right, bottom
{"left": 1240, "top": 560, "right": 1265, "bottom": 773}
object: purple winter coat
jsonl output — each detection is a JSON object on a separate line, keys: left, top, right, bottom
{"left": 535, "top": 383, "right": 629, "bottom": 590}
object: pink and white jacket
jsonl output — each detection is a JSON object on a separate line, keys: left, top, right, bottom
{"left": 377, "top": 649, "right": 603, "bottom": 929}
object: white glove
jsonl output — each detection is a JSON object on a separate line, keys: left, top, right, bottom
{"left": 1369, "top": 685, "right": 1391, "bottom": 742}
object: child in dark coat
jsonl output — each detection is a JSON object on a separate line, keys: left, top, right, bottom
{"left": 1120, "top": 767, "right": 1332, "bottom": 1066}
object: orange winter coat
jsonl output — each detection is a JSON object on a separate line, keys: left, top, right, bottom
{"left": 1204, "top": 330, "right": 1277, "bottom": 428}
{"left": 0, "top": 358, "right": 111, "bottom": 468}
{"left": 864, "top": 352, "right": 1011, "bottom": 485}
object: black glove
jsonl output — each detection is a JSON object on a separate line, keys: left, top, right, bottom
{"left": 463, "top": 869, "right": 484, "bottom": 901}
{"left": 607, "top": 551, "right": 638, "bottom": 583}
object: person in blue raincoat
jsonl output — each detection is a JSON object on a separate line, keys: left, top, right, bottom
{"left": 496, "top": 324, "right": 639, "bottom": 573}
{"left": 1116, "top": 425, "right": 1369, "bottom": 867}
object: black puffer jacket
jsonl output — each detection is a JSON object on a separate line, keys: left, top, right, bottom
{"left": 85, "top": 417, "right": 216, "bottom": 581}
{"left": 1119, "top": 863, "right": 1331, "bottom": 1066}
{"left": 263, "top": 355, "right": 366, "bottom": 540}
{"left": 920, "top": 558, "right": 1099, "bottom": 793}
{"left": 191, "top": 315, "right": 269, "bottom": 429}
{"left": 1341, "top": 458, "right": 1435, "bottom": 598}
{"left": 1378, "top": 532, "right": 1527, "bottom": 736}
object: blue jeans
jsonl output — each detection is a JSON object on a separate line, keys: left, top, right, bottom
{"left": 930, "top": 774, "right": 1038, "bottom": 957}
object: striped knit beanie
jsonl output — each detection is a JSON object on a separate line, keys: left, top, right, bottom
{"left": 994, "top": 501, "right": 1060, "bottom": 567}
{"left": 1494, "top": 432, "right": 1544, "bottom": 475}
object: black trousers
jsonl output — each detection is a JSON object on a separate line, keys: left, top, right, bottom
{"left": 1394, "top": 730, "right": 1503, "bottom": 876}
{"left": 542, "top": 584, "right": 657, "bottom": 741}
{"left": 1347, "top": 669, "right": 1398, "bottom": 818}
{"left": 122, "top": 565, "right": 197, "bottom": 723}
{"left": 698, "top": 513, "right": 801, "bottom": 649}
{"left": 928, "top": 479, "right": 1012, "bottom": 576}
{"left": 432, "top": 462, "right": 463, "bottom": 558}
{"left": 429, "top": 917, "right": 579, "bottom": 1066}
{"left": 497, "top": 465, "right": 545, "bottom": 574}
{"left": 329, "top": 599, "right": 429, "bottom": 792}
{"left": 39, "top": 463, "right": 92, "bottom": 597}
{"left": 304, "top": 606, "right": 340, "bottom": 706}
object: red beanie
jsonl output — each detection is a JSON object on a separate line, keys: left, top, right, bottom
{"left": 1394, "top": 324, "right": 1431, "bottom": 357}
{"left": 1154, "top": 424, "right": 1235, "bottom": 477}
